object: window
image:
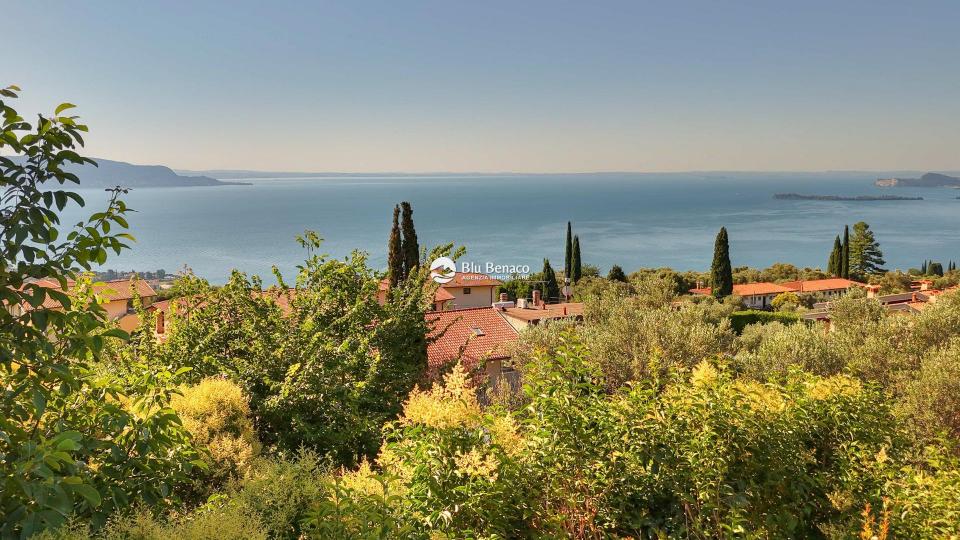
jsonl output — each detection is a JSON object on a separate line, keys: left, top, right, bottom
{"left": 470, "top": 326, "right": 485, "bottom": 336}
{"left": 463, "top": 287, "right": 471, "bottom": 294}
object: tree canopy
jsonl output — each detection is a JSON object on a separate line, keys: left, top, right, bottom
{"left": 849, "top": 221, "right": 886, "bottom": 279}
{"left": 710, "top": 227, "right": 733, "bottom": 298}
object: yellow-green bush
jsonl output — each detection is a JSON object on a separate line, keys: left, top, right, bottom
{"left": 171, "top": 378, "right": 261, "bottom": 482}
{"left": 35, "top": 506, "right": 268, "bottom": 540}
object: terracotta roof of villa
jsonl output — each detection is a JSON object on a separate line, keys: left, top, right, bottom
{"left": 434, "top": 287, "right": 456, "bottom": 302}
{"left": 149, "top": 288, "right": 296, "bottom": 316}
{"left": 377, "top": 278, "right": 457, "bottom": 304}
{"left": 733, "top": 282, "right": 793, "bottom": 296}
{"left": 689, "top": 283, "right": 792, "bottom": 296}
{"left": 426, "top": 307, "right": 518, "bottom": 370}
{"left": 95, "top": 278, "right": 158, "bottom": 301}
{"left": 780, "top": 278, "right": 864, "bottom": 293}
{"left": 18, "top": 278, "right": 156, "bottom": 311}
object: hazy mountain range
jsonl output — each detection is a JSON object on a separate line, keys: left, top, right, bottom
{"left": 177, "top": 168, "right": 960, "bottom": 181}
{"left": 6, "top": 156, "right": 248, "bottom": 188}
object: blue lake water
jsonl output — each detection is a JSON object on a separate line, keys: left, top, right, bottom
{"left": 64, "top": 174, "right": 960, "bottom": 284}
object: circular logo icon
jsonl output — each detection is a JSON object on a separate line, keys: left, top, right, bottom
{"left": 429, "top": 256, "right": 457, "bottom": 284}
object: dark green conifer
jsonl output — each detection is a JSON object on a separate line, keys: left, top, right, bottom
{"left": 540, "top": 259, "right": 560, "bottom": 301}
{"left": 841, "top": 225, "right": 850, "bottom": 279}
{"left": 607, "top": 265, "right": 627, "bottom": 282}
{"left": 828, "top": 235, "right": 842, "bottom": 276}
{"left": 387, "top": 204, "right": 403, "bottom": 285}
{"left": 400, "top": 201, "right": 419, "bottom": 277}
{"left": 564, "top": 221, "right": 573, "bottom": 281}
{"left": 571, "top": 235, "right": 582, "bottom": 283}
{"left": 710, "top": 227, "right": 733, "bottom": 298}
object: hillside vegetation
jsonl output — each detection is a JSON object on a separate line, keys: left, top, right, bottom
{"left": 5, "top": 89, "right": 960, "bottom": 539}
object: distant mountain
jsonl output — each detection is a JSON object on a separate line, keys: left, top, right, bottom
{"left": 7, "top": 156, "right": 248, "bottom": 188}
{"left": 876, "top": 172, "right": 960, "bottom": 188}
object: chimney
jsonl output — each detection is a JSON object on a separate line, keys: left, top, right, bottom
{"left": 500, "top": 292, "right": 509, "bottom": 302}
{"left": 921, "top": 281, "right": 930, "bottom": 291}
{"left": 155, "top": 310, "right": 165, "bottom": 335}
{"left": 532, "top": 290, "right": 541, "bottom": 307}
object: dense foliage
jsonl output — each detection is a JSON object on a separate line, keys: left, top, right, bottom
{"left": 7, "top": 89, "right": 960, "bottom": 539}
{"left": 1, "top": 88, "right": 203, "bottom": 536}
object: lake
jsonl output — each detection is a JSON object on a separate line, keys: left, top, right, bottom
{"left": 64, "top": 173, "right": 960, "bottom": 284}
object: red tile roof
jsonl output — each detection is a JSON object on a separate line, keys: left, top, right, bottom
{"left": 689, "top": 283, "right": 792, "bottom": 296}
{"left": 377, "top": 278, "right": 462, "bottom": 306}
{"left": 502, "top": 302, "right": 584, "bottom": 323}
{"left": 19, "top": 278, "right": 156, "bottom": 311}
{"left": 780, "top": 278, "right": 865, "bottom": 293}
{"left": 734, "top": 282, "right": 793, "bottom": 296}
{"left": 95, "top": 278, "right": 157, "bottom": 302}
{"left": 434, "top": 287, "right": 455, "bottom": 302}
{"left": 426, "top": 307, "right": 518, "bottom": 370}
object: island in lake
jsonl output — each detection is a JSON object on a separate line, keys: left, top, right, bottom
{"left": 876, "top": 172, "right": 960, "bottom": 188}
{"left": 774, "top": 193, "right": 923, "bottom": 201}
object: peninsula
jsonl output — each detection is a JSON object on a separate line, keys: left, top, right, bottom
{"left": 876, "top": 172, "right": 960, "bottom": 188}
{"left": 774, "top": 193, "right": 923, "bottom": 201}
{"left": 8, "top": 156, "right": 250, "bottom": 188}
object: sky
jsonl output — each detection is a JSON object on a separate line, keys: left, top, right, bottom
{"left": 6, "top": 1, "right": 960, "bottom": 173}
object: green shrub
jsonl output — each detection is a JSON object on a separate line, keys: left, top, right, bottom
{"left": 171, "top": 378, "right": 261, "bottom": 486}
{"left": 728, "top": 309, "right": 801, "bottom": 333}
{"left": 735, "top": 321, "right": 842, "bottom": 381}
{"left": 896, "top": 341, "right": 960, "bottom": 445}
{"left": 376, "top": 365, "right": 531, "bottom": 537}
{"left": 227, "top": 451, "right": 329, "bottom": 538}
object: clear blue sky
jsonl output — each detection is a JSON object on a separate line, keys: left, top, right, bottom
{"left": 7, "top": 1, "right": 960, "bottom": 172}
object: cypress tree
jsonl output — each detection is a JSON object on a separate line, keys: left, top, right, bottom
{"left": 930, "top": 261, "right": 944, "bottom": 277}
{"left": 564, "top": 221, "right": 573, "bottom": 281}
{"left": 921, "top": 260, "right": 928, "bottom": 275}
{"left": 828, "top": 236, "right": 842, "bottom": 276}
{"left": 571, "top": 235, "right": 582, "bottom": 283}
{"left": 607, "top": 265, "right": 627, "bottom": 282}
{"left": 400, "top": 201, "right": 419, "bottom": 277}
{"left": 540, "top": 259, "right": 560, "bottom": 302}
{"left": 710, "top": 227, "right": 733, "bottom": 298}
{"left": 387, "top": 205, "right": 403, "bottom": 285}
{"left": 841, "top": 225, "right": 850, "bottom": 279}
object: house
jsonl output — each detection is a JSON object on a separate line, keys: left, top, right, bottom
{"left": 11, "top": 277, "right": 157, "bottom": 332}
{"left": 426, "top": 306, "right": 519, "bottom": 385}
{"left": 498, "top": 290, "right": 584, "bottom": 331}
{"left": 780, "top": 278, "right": 865, "bottom": 298}
{"left": 690, "top": 282, "right": 794, "bottom": 310}
{"left": 377, "top": 272, "right": 502, "bottom": 311}
{"left": 436, "top": 272, "right": 502, "bottom": 309}
{"left": 804, "top": 286, "right": 960, "bottom": 327}
{"left": 148, "top": 287, "right": 296, "bottom": 337}
{"left": 377, "top": 280, "right": 457, "bottom": 311}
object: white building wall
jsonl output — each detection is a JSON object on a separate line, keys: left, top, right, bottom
{"left": 446, "top": 286, "right": 496, "bottom": 309}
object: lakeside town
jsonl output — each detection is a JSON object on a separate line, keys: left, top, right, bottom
{"left": 17, "top": 204, "right": 959, "bottom": 397}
